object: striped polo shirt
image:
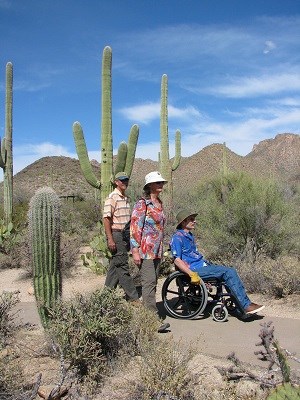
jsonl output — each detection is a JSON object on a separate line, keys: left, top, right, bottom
{"left": 103, "top": 188, "right": 131, "bottom": 230}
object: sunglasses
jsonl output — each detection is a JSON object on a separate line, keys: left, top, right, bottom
{"left": 154, "top": 181, "right": 165, "bottom": 185}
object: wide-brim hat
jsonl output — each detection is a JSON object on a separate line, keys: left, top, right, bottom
{"left": 143, "top": 171, "right": 167, "bottom": 189}
{"left": 176, "top": 209, "right": 198, "bottom": 229}
{"left": 115, "top": 171, "right": 129, "bottom": 181}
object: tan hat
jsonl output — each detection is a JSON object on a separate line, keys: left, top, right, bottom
{"left": 115, "top": 171, "right": 129, "bottom": 181}
{"left": 176, "top": 209, "right": 198, "bottom": 229}
{"left": 143, "top": 171, "right": 167, "bottom": 189}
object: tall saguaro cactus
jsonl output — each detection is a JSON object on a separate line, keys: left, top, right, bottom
{"left": 0, "top": 62, "right": 13, "bottom": 225}
{"left": 28, "top": 187, "right": 61, "bottom": 328}
{"left": 73, "top": 46, "right": 139, "bottom": 206}
{"left": 159, "top": 74, "right": 181, "bottom": 213}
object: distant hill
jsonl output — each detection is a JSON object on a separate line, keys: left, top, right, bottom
{"left": 2, "top": 133, "right": 299, "bottom": 202}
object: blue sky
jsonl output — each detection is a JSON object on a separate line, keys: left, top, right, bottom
{"left": 1, "top": 0, "right": 300, "bottom": 178}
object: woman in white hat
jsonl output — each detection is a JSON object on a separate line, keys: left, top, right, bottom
{"left": 130, "top": 171, "right": 170, "bottom": 332}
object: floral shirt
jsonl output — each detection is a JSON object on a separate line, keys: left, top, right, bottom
{"left": 130, "top": 198, "right": 165, "bottom": 259}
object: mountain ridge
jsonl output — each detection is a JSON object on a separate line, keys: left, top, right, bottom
{"left": 4, "top": 133, "right": 300, "bottom": 201}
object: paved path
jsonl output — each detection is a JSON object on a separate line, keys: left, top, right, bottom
{"left": 16, "top": 300, "right": 300, "bottom": 369}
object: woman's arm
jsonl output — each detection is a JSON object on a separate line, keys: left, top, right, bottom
{"left": 130, "top": 199, "right": 147, "bottom": 266}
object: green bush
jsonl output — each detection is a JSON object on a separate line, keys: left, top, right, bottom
{"left": 193, "top": 172, "right": 296, "bottom": 263}
{"left": 47, "top": 287, "right": 135, "bottom": 387}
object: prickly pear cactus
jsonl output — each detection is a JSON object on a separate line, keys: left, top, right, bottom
{"left": 28, "top": 187, "right": 61, "bottom": 327}
{"left": 267, "top": 383, "right": 300, "bottom": 399}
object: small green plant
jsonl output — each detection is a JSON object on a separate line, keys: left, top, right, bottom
{"left": 81, "top": 221, "right": 111, "bottom": 275}
{"left": 0, "top": 220, "right": 18, "bottom": 255}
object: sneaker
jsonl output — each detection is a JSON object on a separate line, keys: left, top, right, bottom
{"left": 244, "top": 303, "right": 265, "bottom": 315}
{"left": 157, "top": 322, "right": 170, "bottom": 333}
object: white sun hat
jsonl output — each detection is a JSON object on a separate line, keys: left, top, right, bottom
{"left": 143, "top": 171, "right": 167, "bottom": 189}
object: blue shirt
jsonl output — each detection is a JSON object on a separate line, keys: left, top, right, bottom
{"left": 170, "top": 229, "right": 208, "bottom": 268}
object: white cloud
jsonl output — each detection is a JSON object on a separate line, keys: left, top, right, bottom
{"left": 119, "top": 103, "right": 160, "bottom": 124}
{"left": 263, "top": 40, "right": 276, "bottom": 54}
{"left": 207, "top": 73, "right": 300, "bottom": 98}
{"left": 119, "top": 102, "right": 201, "bottom": 124}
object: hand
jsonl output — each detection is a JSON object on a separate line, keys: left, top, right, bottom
{"left": 107, "top": 238, "right": 117, "bottom": 253}
{"left": 132, "top": 249, "right": 141, "bottom": 266}
{"left": 190, "top": 272, "right": 201, "bottom": 285}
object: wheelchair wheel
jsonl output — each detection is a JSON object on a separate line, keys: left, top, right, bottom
{"left": 162, "top": 271, "right": 208, "bottom": 319}
{"left": 212, "top": 304, "right": 228, "bottom": 322}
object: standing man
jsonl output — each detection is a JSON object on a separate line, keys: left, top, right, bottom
{"left": 103, "top": 172, "right": 140, "bottom": 304}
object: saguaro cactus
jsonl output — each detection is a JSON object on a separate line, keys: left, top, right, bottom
{"left": 73, "top": 46, "right": 139, "bottom": 205}
{"left": 159, "top": 74, "right": 181, "bottom": 213}
{"left": 28, "top": 187, "right": 61, "bottom": 327}
{"left": 0, "top": 62, "right": 13, "bottom": 225}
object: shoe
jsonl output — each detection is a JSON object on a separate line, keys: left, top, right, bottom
{"left": 244, "top": 303, "right": 265, "bottom": 315}
{"left": 190, "top": 272, "right": 201, "bottom": 285}
{"left": 157, "top": 322, "right": 170, "bottom": 333}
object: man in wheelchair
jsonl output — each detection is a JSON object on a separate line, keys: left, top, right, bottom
{"left": 169, "top": 210, "right": 265, "bottom": 316}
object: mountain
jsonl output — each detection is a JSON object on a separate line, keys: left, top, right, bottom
{"left": 2, "top": 133, "right": 299, "bottom": 202}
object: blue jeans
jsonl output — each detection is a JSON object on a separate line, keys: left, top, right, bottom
{"left": 190, "top": 262, "right": 251, "bottom": 309}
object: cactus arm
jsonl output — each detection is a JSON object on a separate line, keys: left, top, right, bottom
{"left": 101, "top": 46, "right": 113, "bottom": 203}
{"left": 124, "top": 124, "right": 139, "bottom": 177}
{"left": 172, "top": 129, "right": 181, "bottom": 171}
{"left": 28, "top": 187, "right": 61, "bottom": 328}
{"left": 73, "top": 122, "right": 101, "bottom": 188}
{"left": 0, "top": 137, "right": 6, "bottom": 168}
{"left": 114, "top": 141, "right": 128, "bottom": 176}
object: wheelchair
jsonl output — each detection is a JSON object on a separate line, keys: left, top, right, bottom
{"left": 161, "top": 270, "right": 241, "bottom": 322}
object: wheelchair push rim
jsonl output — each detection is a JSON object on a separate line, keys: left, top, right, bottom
{"left": 161, "top": 271, "right": 208, "bottom": 319}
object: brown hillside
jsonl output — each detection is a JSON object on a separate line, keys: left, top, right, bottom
{"left": 246, "top": 133, "right": 300, "bottom": 183}
{"left": 1, "top": 133, "right": 299, "bottom": 202}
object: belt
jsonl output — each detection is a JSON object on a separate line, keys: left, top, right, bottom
{"left": 112, "top": 229, "right": 122, "bottom": 232}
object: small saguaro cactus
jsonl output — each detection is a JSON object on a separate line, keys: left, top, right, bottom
{"left": 28, "top": 187, "right": 61, "bottom": 327}
{"left": 159, "top": 74, "right": 181, "bottom": 214}
{"left": 73, "top": 46, "right": 139, "bottom": 206}
{"left": 0, "top": 62, "right": 13, "bottom": 225}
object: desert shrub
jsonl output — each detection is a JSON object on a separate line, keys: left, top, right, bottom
{"left": 47, "top": 287, "right": 134, "bottom": 389}
{"left": 0, "top": 352, "right": 24, "bottom": 400}
{"left": 127, "top": 339, "right": 197, "bottom": 400}
{"left": 0, "top": 291, "right": 19, "bottom": 349}
{"left": 193, "top": 172, "right": 295, "bottom": 263}
{"left": 60, "top": 233, "right": 82, "bottom": 275}
{"left": 237, "top": 255, "right": 300, "bottom": 297}
{"left": 60, "top": 199, "right": 101, "bottom": 240}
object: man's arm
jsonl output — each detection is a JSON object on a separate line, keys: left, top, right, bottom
{"left": 103, "top": 216, "right": 116, "bottom": 253}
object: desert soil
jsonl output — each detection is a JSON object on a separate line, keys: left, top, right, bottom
{"left": 1, "top": 265, "right": 299, "bottom": 399}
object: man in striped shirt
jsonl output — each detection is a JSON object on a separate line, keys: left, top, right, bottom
{"left": 103, "top": 172, "right": 139, "bottom": 303}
